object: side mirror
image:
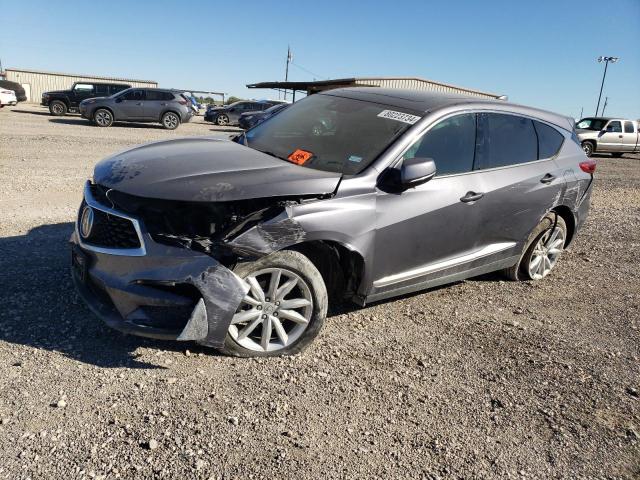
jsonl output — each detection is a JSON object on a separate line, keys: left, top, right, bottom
{"left": 400, "top": 157, "right": 437, "bottom": 188}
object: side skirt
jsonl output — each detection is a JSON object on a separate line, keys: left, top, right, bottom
{"left": 361, "top": 255, "right": 519, "bottom": 306}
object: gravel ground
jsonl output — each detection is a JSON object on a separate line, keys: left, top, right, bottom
{"left": 0, "top": 104, "right": 638, "bottom": 479}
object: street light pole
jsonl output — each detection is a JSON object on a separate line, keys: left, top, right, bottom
{"left": 595, "top": 56, "right": 619, "bottom": 116}
{"left": 601, "top": 97, "right": 609, "bottom": 117}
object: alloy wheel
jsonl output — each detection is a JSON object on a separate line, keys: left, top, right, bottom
{"left": 164, "top": 113, "right": 179, "bottom": 129}
{"left": 527, "top": 226, "right": 565, "bottom": 280}
{"left": 582, "top": 142, "right": 593, "bottom": 157}
{"left": 95, "top": 111, "right": 112, "bottom": 126}
{"left": 217, "top": 114, "right": 229, "bottom": 126}
{"left": 228, "top": 268, "right": 313, "bottom": 352}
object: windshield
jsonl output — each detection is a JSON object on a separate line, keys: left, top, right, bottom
{"left": 576, "top": 118, "right": 608, "bottom": 131}
{"left": 245, "top": 93, "right": 421, "bottom": 175}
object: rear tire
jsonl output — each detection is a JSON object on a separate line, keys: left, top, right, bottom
{"left": 503, "top": 213, "right": 567, "bottom": 281}
{"left": 162, "top": 111, "right": 180, "bottom": 130}
{"left": 219, "top": 250, "right": 327, "bottom": 357}
{"left": 49, "top": 100, "right": 67, "bottom": 116}
{"left": 581, "top": 141, "right": 594, "bottom": 157}
{"left": 93, "top": 109, "right": 113, "bottom": 127}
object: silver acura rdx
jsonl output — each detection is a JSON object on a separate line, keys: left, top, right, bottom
{"left": 70, "top": 88, "right": 594, "bottom": 356}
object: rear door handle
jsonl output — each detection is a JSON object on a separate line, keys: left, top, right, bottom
{"left": 460, "top": 191, "right": 484, "bottom": 203}
{"left": 540, "top": 173, "right": 556, "bottom": 184}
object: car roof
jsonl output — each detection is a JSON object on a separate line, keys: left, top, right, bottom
{"left": 320, "top": 87, "right": 574, "bottom": 132}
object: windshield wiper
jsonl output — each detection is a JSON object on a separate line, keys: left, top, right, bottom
{"left": 255, "top": 149, "right": 289, "bottom": 162}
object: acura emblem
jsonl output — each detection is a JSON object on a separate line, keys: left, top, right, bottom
{"left": 80, "top": 206, "right": 94, "bottom": 239}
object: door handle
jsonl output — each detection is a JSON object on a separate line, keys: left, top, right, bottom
{"left": 135, "top": 102, "right": 143, "bottom": 106}
{"left": 618, "top": 135, "right": 623, "bottom": 138}
{"left": 540, "top": 173, "right": 556, "bottom": 184}
{"left": 460, "top": 191, "right": 484, "bottom": 203}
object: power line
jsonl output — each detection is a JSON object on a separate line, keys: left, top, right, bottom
{"left": 289, "top": 61, "right": 327, "bottom": 80}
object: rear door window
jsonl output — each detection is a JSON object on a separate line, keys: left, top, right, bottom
{"left": 405, "top": 113, "right": 476, "bottom": 176}
{"left": 533, "top": 121, "right": 564, "bottom": 159}
{"left": 624, "top": 121, "right": 635, "bottom": 133}
{"left": 475, "top": 113, "right": 538, "bottom": 169}
{"left": 109, "top": 85, "right": 128, "bottom": 95}
{"left": 95, "top": 84, "right": 109, "bottom": 96}
{"left": 123, "top": 89, "right": 145, "bottom": 101}
{"left": 145, "top": 90, "right": 165, "bottom": 101}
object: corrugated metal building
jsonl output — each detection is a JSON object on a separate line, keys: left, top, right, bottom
{"left": 4, "top": 68, "right": 157, "bottom": 103}
{"left": 247, "top": 76, "right": 504, "bottom": 100}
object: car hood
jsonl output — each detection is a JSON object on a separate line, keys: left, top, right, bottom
{"left": 43, "top": 89, "right": 70, "bottom": 95}
{"left": 576, "top": 129, "right": 599, "bottom": 139}
{"left": 93, "top": 137, "right": 342, "bottom": 202}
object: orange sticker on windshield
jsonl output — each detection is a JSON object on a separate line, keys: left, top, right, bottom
{"left": 288, "top": 149, "right": 314, "bottom": 165}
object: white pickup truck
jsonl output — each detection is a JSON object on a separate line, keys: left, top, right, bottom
{"left": 576, "top": 117, "right": 640, "bottom": 157}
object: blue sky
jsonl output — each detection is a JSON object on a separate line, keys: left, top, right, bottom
{"left": 1, "top": 0, "right": 638, "bottom": 118}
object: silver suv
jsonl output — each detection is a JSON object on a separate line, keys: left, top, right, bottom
{"left": 576, "top": 117, "right": 640, "bottom": 157}
{"left": 79, "top": 88, "right": 193, "bottom": 130}
{"left": 70, "top": 88, "right": 594, "bottom": 357}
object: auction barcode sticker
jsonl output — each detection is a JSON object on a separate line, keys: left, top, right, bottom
{"left": 377, "top": 110, "right": 421, "bottom": 125}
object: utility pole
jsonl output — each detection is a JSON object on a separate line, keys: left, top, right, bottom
{"left": 284, "top": 46, "right": 292, "bottom": 101}
{"left": 601, "top": 97, "right": 609, "bottom": 116}
{"left": 595, "top": 56, "right": 619, "bottom": 116}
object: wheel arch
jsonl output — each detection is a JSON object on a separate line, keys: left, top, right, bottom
{"left": 161, "top": 109, "right": 182, "bottom": 123}
{"left": 94, "top": 106, "right": 115, "bottom": 118}
{"left": 581, "top": 139, "right": 597, "bottom": 154}
{"left": 285, "top": 240, "right": 365, "bottom": 305}
{"left": 550, "top": 205, "right": 576, "bottom": 247}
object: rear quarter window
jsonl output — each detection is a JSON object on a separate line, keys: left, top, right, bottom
{"left": 533, "top": 121, "right": 564, "bottom": 159}
{"left": 475, "top": 113, "right": 538, "bottom": 170}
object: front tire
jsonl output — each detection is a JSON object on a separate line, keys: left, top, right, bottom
{"left": 162, "top": 111, "right": 180, "bottom": 130}
{"left": 219, "top": 250, "right": 327, "bottom": 357}
{"left": 49, "top": 100, "right": 67, "bottom": 116}
{"left": 503, "top": 213, "right": 567, "bottom": 281}
{"left": 216, "top": 113, "right": 230, "bottom": 126}
{"left": 581, "top": 141, "right": 594, "bottom": 157}
{"left": 93, "top": 109, "right": 113, "bottom": 127}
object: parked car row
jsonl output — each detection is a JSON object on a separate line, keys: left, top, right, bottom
{"left": 0, "top": 79, "right": 26, "bottom": 107}
{"left": 575, "top": 117, "right": 640, "bottom": 157}
{"left": 40, "top": 81, "right": 194, "bottom": 129}
{"left": 204, "top": 100, "right": 287, "bottom": 126}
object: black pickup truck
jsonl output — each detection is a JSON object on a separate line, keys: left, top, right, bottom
{"left": 41, "top": 82, "right": 130, "bottom": 115}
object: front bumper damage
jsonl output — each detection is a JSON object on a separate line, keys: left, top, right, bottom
{"left": 71, "top": 232, "right": 249, "bottom": 347}
{"left": 70, "top": 180, "right": 316, "bottom": 348}
{"left": 70, "top": 181, "right": 255, "bottom": 348}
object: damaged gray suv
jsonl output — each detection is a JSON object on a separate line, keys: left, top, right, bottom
{"left": 70, "top": 88, "right": 594, "bottom": 357}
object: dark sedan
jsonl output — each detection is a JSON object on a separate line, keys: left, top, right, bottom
{"left": 238, "top": 103, "right": 289, "bottom": 130}
{"left": 205, "top": 100, "right": 283, "bottom": 126}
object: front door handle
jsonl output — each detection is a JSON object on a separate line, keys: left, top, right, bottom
{"left": 618, "top": 135, "right": 623, "bottom": 138}
{"left": 460, "top": 191, "right": 484, "bottom": 203}
{"left": 135, "top": 102, "right": 143, "bottom": 106}
{"left": 540, "top": 173, "right": 556, "bottom": 184}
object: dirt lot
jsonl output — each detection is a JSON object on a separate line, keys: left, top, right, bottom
{"left": 0, "top": 104, "right": 638, "bottom": 479}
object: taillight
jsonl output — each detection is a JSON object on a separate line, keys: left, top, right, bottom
{"left": 579, "top": 160, "right": 596, "bottom": 174}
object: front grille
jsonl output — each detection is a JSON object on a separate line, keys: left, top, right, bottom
{"left": 80, "top": 201, "right": 141, "bottom": 249}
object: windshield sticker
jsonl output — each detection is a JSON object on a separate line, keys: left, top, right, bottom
{"left": 377, "top": 110, "right": 421, "bottom": 125}
{"left": 288, "top": 149, "right": 314, "bottom": 165}
{"left": 348, "top": 155, "right": 363, "bottom": 163}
